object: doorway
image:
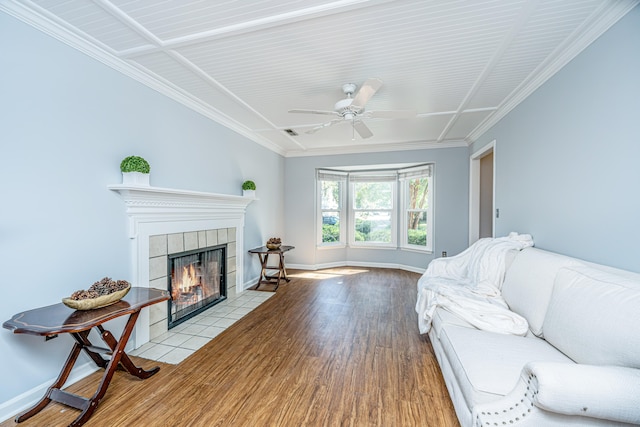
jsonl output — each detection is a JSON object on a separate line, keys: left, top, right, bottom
{"left": 469, "top": 141, "right": 495, "bottom": 245}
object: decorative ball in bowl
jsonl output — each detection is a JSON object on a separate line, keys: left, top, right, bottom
{"left": 266, "top": 237, "right": 282, "bottom": 250}
{"left": 62, "top": 277, "right": 131, "bottom": 310}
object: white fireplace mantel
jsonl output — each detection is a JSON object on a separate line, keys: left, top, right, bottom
{"left": 108, "top": 184, "right": 255, "bottom": 346}
{"left": 108, "top": 185, "right": 256, "bottom": 238}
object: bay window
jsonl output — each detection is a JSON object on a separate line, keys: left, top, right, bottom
{"left": 317, "top": 164, "right": 433, "bottom": 252}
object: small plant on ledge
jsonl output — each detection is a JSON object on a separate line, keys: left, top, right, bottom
{"left": 120, "top": 155, "right": 150, "bottom": 173}
{"left": 242, "top": 180, "right": 256, "bottom": 197}
{"left": 120, "top": 155, "right": 150, "bottom": 186}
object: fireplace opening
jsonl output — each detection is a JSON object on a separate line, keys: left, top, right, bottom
{"left": 168, "top": 244, "right": 226, "bottom": 329}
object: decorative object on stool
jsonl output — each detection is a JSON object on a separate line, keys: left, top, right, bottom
{"left": 120, "top": 155, "right": 150, "bottom": 186}
{"left": 266, "top": 237, "right": 281, "bottom": 250}
{"left": 242, "top": 180, "right": 256, "bottom": 197}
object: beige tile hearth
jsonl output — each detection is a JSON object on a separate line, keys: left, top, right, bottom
{"left": 130, "top": 290, "right": 273, "bottom": 364}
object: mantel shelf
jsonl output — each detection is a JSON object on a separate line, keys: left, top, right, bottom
{"left": 108, "top": 184, "right": 257, "bottom": 208}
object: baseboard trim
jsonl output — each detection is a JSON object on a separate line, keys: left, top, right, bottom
{"left": 286, "top": 261, "right": 425, "bottom": 274}
{"left": 0, "top": 362, "right": 100, "bottom": 423}
{"left": 243, "top": 277, "right": 260, "bottom": 290}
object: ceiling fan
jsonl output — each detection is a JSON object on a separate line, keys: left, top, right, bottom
{"left": 288, "top": 78, "right": 415, "bottom": 139}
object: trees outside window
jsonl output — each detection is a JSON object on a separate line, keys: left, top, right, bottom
{"left": 405, "top": 178, "right": 430, "bottom": 247}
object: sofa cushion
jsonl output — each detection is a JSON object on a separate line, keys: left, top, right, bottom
{"left": 501, "top": 248, "right": 583, "bottom": 337}
{"left": 542, "top": 265, "right": 640, "bottom": 368}
{"left": 438, "top": 324, "right": 573, "bottom": 409}
{"left": 431, "top": 307, "right": 475, "bottom": 339}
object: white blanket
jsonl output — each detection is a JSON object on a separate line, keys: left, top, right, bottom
{"left": 416, "top": 233, "right": 533, "bottom": 335}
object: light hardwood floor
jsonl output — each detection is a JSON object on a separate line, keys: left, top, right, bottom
{"left": 2, "top": 267, "right": 459, "bottom": 427}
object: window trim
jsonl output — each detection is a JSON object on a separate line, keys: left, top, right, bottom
{"left": 399, "top": 165, "right": 434, "bottom": 252}
{"left": 317, "top": 169, "right": 347, "bottom": 247}
{"left": 348, "top": 173, "right": 397, "bottom": 248}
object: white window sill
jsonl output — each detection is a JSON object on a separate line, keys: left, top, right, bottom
{"left": 400, "top": 246, "right": 433, "bottom": 254}
{"left": 317, "top": 243, "right": 347, "bottom": 250}
{"left": 317, "top": 244, "right": 431, "bottom": 254}
{"left": 349, "top": 244, "right": 397, "bottom": 250}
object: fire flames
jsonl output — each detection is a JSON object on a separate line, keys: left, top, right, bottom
{"left": 172, "top": 263, "right": 203, "bottom": 303}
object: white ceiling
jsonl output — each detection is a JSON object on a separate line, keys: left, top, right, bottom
{"left": 2, "top": 0, "right": 637, "bottom": 157}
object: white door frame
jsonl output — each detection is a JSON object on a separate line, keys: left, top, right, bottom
{"left": 469, "top": 140, "right": 496, "bottom": 245}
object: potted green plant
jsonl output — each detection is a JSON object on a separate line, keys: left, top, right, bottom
{"left": 242, "top": 180, "right": 256, "bottom": 197}
{"left": 120, "top": 155, "right": 150, "bottom": 186}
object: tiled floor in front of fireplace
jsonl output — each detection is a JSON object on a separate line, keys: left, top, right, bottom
{"left": 130, "top": 290, "right": 274, "bottom": 364}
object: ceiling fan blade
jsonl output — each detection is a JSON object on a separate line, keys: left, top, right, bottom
{"left": 367, "top": 110, "right": 417, "bottom": 119}
{"left": 353, "top": 120, "right": 373, "bottom": 139}
{"left": 305, "top": 126, "right": 323, "bottom": 134}
{"left": 350, "top": 78, "right": 383, "bottom": 110}
{"left": 289, "top": 109, "right": 339, "bottom": 116}
{"left": 305, "top": 118, "right": 343, "bottom": 134}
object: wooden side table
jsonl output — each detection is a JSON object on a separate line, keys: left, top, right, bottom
{"left": 248, "top": 245, "right": 294, "bottom": 291}
{"left": 2, "top": 287, "right": 170, "bottom": 427}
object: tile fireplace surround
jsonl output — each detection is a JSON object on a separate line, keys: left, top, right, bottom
{"left": 109, "top": 184, "right": 255, "bottom": 349}
{"left": 148, "top": 227, "right": 237, "bottom": 340}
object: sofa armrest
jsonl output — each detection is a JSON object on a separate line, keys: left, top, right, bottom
{"left": 473, "top": 362, "right": 640, "bottom": 426}
{"left": 526, "top": 362, "right": 640, "bottom": 423}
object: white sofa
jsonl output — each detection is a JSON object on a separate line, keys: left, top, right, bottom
{"left": 425, "top": 247, "right": 640, "bottom": 426}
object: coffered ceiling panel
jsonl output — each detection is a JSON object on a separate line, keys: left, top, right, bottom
{"left": 3, "top": 0, "right": 637, "bottom": 156}
{"left": 130, "top": 51, "right": 276, "bottom": 131}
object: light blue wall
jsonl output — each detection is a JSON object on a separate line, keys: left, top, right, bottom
{"left": 0, "top": 12, "right": 283, "bottom": 407}
{"left": 471, "top": 6, "right": 640, "bottom": 272}
{"left": 283, "top": 147, "right": 470, "bottom": 271}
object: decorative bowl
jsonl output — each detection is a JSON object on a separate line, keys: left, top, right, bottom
{"left": 62, "top": 285, "right": 131, "bottom": 310}
{"left": 266, "top": 243, "right": 281, "bottom": 250}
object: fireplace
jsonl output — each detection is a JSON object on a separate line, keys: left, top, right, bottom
{"left": 108, "top": 184, "right": 255, "bottom": 346}
{"left": 168, "top": 244, "right": 226, "bottom": 328}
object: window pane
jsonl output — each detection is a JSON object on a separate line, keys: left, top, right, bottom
{"left": 322, "top": 211, "right": 340, "bottom": 243}
{"left": 354, "top": 212, "right": 391, "bottom": 243}
{"left": 321, "top": 181, "right": 340, "bottom": 210}
{"left": 407, "top": 211, "right": 427, "bottom": 246}
{"left": 409, "top": 177, "right": 429, "bottom": 210}
{"left": 354, "top": 182, "right": 392, "bottom": 209}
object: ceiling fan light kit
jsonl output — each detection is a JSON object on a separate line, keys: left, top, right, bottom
{"left": 288, "top": 78, "right": 415, "bottom": 139}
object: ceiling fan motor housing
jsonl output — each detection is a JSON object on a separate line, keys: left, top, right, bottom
{"left": 334, "top": 97, "right": 361, "bottom": 116}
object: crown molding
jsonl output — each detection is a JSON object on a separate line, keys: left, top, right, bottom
{"left": 0, "top": 1, "right": 286, "bottom": 157}
{"left": 284, "top": 139, "right": 468, "bottom": 158}
{"left": 467, "top": 0, "right": 639, "bottom": 142}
